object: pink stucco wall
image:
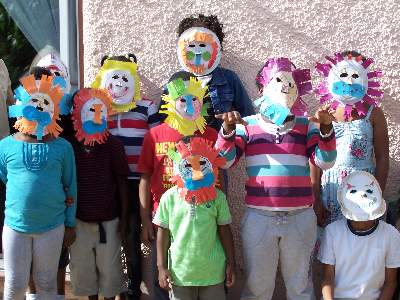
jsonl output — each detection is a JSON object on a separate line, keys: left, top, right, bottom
{"left": 83, "top": 0, "right": 400, "bottom": 297}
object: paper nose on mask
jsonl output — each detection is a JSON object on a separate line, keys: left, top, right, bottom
{"left": 343, "top": 77, "right": 353, "bottom": 84}
{"left": 183, "top": 95, "right": 195, "bottom": 115}
{"left": 188, "top": 156, "right": 204, "bottom": 181}
{"left": 92, "top": 104, "right": 103, "bottom": 124}
{"left": 281, "top": 84, "right": 290, "bottom": 93}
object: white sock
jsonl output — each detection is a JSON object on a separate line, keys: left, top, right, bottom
{"left": 25, "top": 294, "right": 38, "bottom": 300}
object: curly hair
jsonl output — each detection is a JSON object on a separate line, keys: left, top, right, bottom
{"left": 340, "top": 50, "right": 366, "bottom": 61}
{"left": 177, "top": 14, "right": 225, "bottom": 46}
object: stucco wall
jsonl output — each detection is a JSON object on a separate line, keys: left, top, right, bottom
{"left": 83, "top": 0, "right": 400, "bottom": 296}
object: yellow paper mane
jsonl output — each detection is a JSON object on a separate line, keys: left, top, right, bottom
{"left": 160, "top": 77, "right": 209, "bottom": 136}
{"left": 91, "top": 58, "right": 141, "bottom": 113}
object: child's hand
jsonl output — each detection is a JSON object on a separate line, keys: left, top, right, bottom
{"left": 141, "top": 218, "right": 155, "bottom": 245}
{"left": 308, "top": 108, "right": 336, "bottom": 126}
{"left": 63, "top": 227, "right": 76, "bottom": 248}
{"left": 215, "top": 111, "right": 248, "bottom": 135}
{"left": 225, "top": 262, "right": 236, "bottom": 288}
{"left": 118, "top": 219, "right": 129, "bottom": 243}
{"left": 65, "top": 196, "right": 74, "bottom": 207}
{"left": 64, "top": 187, "right": 74, "bottom": 207}
{"left": 158, "top": 267, "right": 173, "bottom": 290}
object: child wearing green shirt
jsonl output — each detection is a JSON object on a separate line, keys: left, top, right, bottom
{"left": 153, "top": 137, "right": 235, "bottom": 300}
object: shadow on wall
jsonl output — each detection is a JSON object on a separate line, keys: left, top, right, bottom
{"left": 140, "top": 74, "right": 164, "bottom": 105}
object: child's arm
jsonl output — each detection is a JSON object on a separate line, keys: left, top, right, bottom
{"left": 62, "top": 142, "right": 77, "bottom": 247}
{"left": 139, "top": 173, "right": 154, "bottom": 244}
{"left": 217, "top": 224, "right": 236, "bottom": 287}
{"left": 307, "top": 109, "right": 337, "bottom": 170}
{"left": 137, "top": 132, "right": 156, "bottom": 244}
{"left": 378, "top": 268, "right": 397, "bottom": 300}
{"left": 153, "top": 193, "right": 172, "bottom": 290}
{"left": 117, "top": 176, "right": 129, "bottom": 242}
{"left": 321, "top": 264, "right": 335, "bottom": 300}
{"left": 216, "top": 191, "right": 235, "bottom": 287}
{"left": 215, "top": 111, "right": 249, "bottom": 169}
{"left": 157, "top": 226, "right": 172, "bottom": 290}
{"left": 372, "top": 107, "right": 389, "bottom": 191}
{"left": 310, "top": 162, "right": 328, "bottom": 226}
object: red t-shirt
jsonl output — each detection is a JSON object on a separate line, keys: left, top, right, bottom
{"left": 137, "top": 123, "right": 218, "bottom": 212}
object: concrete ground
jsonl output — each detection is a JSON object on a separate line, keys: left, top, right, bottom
{"left": 0, "top": 260, "right": 321, "bottom": 300}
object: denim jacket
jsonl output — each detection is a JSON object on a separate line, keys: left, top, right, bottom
{"left": 159, "top": 67, "right": 254, "bottom": 131}
{"left": 206, "top": 67, "right": 254, "bottom": 130}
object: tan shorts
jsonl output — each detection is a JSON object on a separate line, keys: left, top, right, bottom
{"left": 69, "top": 218, "right": 126, "bottom": 297}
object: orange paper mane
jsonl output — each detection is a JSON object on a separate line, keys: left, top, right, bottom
{"left": 14, "top": 74, "right": 63, "bottom": 137}
{"left": 171, "top": 137, "right": 226, "bottom": 204}
{"left": 72, "top": 88, "right": 112, "bottom": 146}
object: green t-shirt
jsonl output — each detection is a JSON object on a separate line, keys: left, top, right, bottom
{"left": 153, "top": 186, "right": 232, "bottom": 286}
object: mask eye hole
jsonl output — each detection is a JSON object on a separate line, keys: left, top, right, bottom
{"left": 43, "top": 99, "right": 49, "bottom": 105}
{"left": 54, "top": 71, "right": 61, "bottom": 76}
{"left": 350, "top": 189, "right": 357, "bottom": 194}
{"left": 188, "top": 44, "right": 196, "bottom": 48}
{"left": 122, "top": 76, "right": 128, "bottom": 82}
{"left": 184, "top": 163, "right": 192, "bottom": 168}
{"left": 199, "top": 43, "right": 206, "bottom": 47}
{"left": 352, "top": 73, "right": 359, "bottom": 79}
{"left": 89, "top": 108, "right": 95, "bottom": 112}
{"left": 32, "top": 98, "right": 39, "bottom": 103}
{"left": 276, "top": 77, "right": 282, "bottom": 83}
{"left": 179, "top": 98, "right": 186, "bottom": 103}
{"left": 288, "top": 82, "right": 293, "bottom": 88}
{"left": 112, "top": 74, "right": 119, "bottom": 79}
{"left": 340, "top": 72, "right": 348, "bottom": 78}
{"left": 366, "top": 189, "right": 373, "bottom": 194}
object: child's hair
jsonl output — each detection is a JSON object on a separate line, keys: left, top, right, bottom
{"left": 177, "top": 14, "right": 225, "bottom": 46}
{"left": 167, "top": 71, "right": 195, "bottom": 84}
{"left": 100, "top": 54, "right": 137, "bottom": 66}
{"left": 29, "top": 66, "right": 52, "bottom": 80}
{"left": 341, "top": 50, "right": 366, "bottom": 61}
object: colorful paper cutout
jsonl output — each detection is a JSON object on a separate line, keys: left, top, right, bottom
{"left": 255, "top": 57, "right": 312, "bottom": 123}
{"left": 92, "top": 58, "right": 141, "bottom": 113}
{"left": 72, "top": 88, "right": 112, "bottom": 146}
{"left": 177, "top": 27, "right": 222, "bottom": 76}
{"left": 9, "top": 74, "right": 63, "bottom": 139}
{"left": 168, "top": 137, "right": 226, "bottom": 204}
{"left": 315, "top": 52, "right": 383, "bottom": 119}
{"left": 160, "top": 76, "right": 209, "bottom": 136}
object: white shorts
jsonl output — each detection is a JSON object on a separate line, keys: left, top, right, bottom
{"left": 69, "top": 218, "right": 126, "bottom": 297}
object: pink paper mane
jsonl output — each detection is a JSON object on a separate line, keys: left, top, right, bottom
{"left": 256, "top": 57, "right": 312, "bottom": 116}
{"left": 315, "top": 52, "right": 383, "bottom": 120}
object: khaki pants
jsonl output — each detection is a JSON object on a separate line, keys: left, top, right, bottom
{"left": 241, "top": 207, "right": 317, "bottom": 300}
{"left": 69, "top": 218, "right": 125, "bottom": 298}
{"left": 170, "top": 283, "right": 226, "bottom": 300}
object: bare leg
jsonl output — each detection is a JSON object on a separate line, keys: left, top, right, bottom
{"left": 57, "top": 267, "right": 66, "bottom": 295}
{"left": 27, "top": 274, "right": 36, "bottom": 294}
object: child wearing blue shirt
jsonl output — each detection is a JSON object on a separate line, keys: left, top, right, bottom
{"left": 0, "top": 70, "right": 77, "bottom": 300}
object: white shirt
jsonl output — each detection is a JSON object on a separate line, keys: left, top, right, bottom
{"left": 318, "top": 219, "right": 400, "bottom": 300}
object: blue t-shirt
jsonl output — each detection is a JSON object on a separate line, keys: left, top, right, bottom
{"left": 0, "top": 135, "right": 77, "bottom": 233}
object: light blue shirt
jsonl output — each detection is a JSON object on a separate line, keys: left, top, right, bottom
{"left": 0, "top": 135, "right": 77, "bottom": 233}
